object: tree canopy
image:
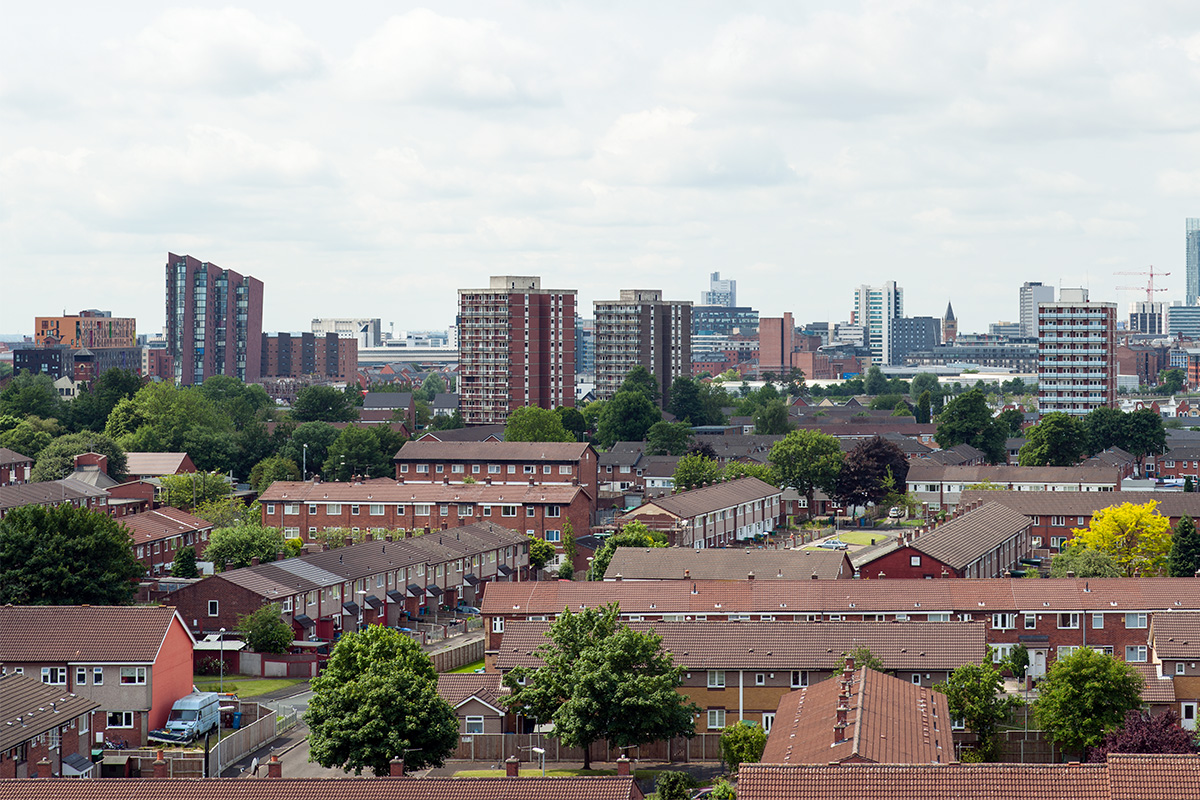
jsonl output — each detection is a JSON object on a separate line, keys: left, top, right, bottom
{"left": 619, "top": 366, "right": 660, "bottom": 405}
{"left": 587, "top": 522, "right": 666, "bottom": 580}
{"left": 1018, "top": 412, "right": 1086, "bottom": 467}
{"left": 306, "top": 625, "right": 458, "bottom": 775}
{"left": 0, "top": 372, "right": 63, "bottom": 420}
{"left": 292, "top": 385, "right": 360, "bottom": 423}
{"left": 1169, "top": 515, "right": 1200, "bottom": 578}
{"left": 248, "top": 456, "right": 300, "bottom": 493}
{"left": 1049, "top": 545, "right": 1122, "bottom": 578}
{"left": 238, "top": 602, "right": 295, "bottom": 654}
{"left": 769, "top": 430, "right": 842, "bottom": 519}
{"left": 1033, "top": 647, "right": 1143, "bottom": 758}
{"left": 752, "top": 398, "right": 793, "bottom": 435}
{"left": 0, "top": 504, "right": 145, "bottom": 604}
{"left": 159, "top": 470, "right": 232, "bottom": 511}
{"left": 206, "top": 516, "right": 287, "bottom": 571}
{"left": 667, "top": 376, "right": 704, "bottom": 424}
{"left": 324, "top": 425, "right": 404, "bottom": 480}
{"left": 504, "top": 406, "right": 575, "bottom": 443}
{"left": 719, "top": 720, "right": 767, "bottom": 773}
{"left": 672, "top": 453, "right": 724, "bottom": 492}
{"left": 597, "top": 391, "right": 661, "bottom": 449}
{"left": 1069, "top": 501, "right": 1172, "bottom": 577}
{"left": 646, "top": 421, "right": 693, "bottom": 456}
{"left": 30, "top": 431, "right": 128, "bottom": 482}
{"left": 1087, "top": 709, "right": 1199, "bottom": 762}
{"left": 502, "top": 603, "right": 699, "bottom": 769}
{"left": 934, "top": 658, "right": 1021, "bottom": 760}
{"left": 934, "top": 389, "right": 1006, "bottom": 464}
{"left": 834, "top": 436, "right": 908, "bottom": 509}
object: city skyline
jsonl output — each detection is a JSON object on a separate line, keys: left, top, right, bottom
{"left": 7, "top": 3, "right": 1200, "bottom": 335}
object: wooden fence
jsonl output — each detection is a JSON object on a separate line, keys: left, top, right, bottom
{"left": 431, "top": 638, "right": 485, "bottom": 672}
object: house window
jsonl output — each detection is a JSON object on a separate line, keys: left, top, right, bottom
{"left": 282, "top": 597, "right": 293, "bottom": 612}
{"left": 559, "top": 465, "right": 572, "bottom": 475}
{"left": 452, "top": 465, "right": 464, "bottom": 474}
{"left": 76, "top": 667, "right": 87, "bottom": 685}
{"left": 546, "top": 530, "right": 561, "bottom": 542}
{"left": 546, "top": 506, "right": 561, "bottom": 518}
{"left": 435, "top": 465, "right": 444, "bottom": 473}
{"left": 755, "top": 673, "right": 765, "bottom": 686}
{"left": 910, "top": 556, "right": 921, "bottom": 567}
{"left": 416, "top": 464, "right": 429, "bottom": 474}
{"left": 501, "top": 506, "right": 518, "bottom": 517}
{"left": 492, "top": 618, "right": 504, "bottom": 633}
{"left": 472, "top": 465, "right": 480, "bottom": 474}
{"left": 524, "top": 465, "right": 536, "bottom": 474}
{"left": 370, "top": 504, "right": 384, "bottom": 516}
{"left": 328, "top": 503, "right": 342, "bottom": 515}
{"left": 1178, "top": 662, "right": 1187, "bottom": 675}
{"left": 508, "top": 465, "right": 517, "bottom": 474}
{"left": 1125, "top": 645, "right": 1148, "bottom": 662}
{"left": 992, "top": 613, "right": 1016, "bottom": 630}
{"left": 992, "top": 644, "right": 1015, "bottom": 663}
{"left": 1125, "top": 613, "right": 1148, "bottom": 629}
{"left": 439, "top": 505, "right": 450, "bottom": 516}
{"left": 1092, "top": 614, "right": 1104, "bottom": 629}
{"left": 707, "top": 709, "right": 726, "bottom": 730}
{"left": 527, "top": 506, "right": 536, "bottom": 517}
{"left": 459, "top": 504, "right": 474, "bottom": 516}
{"left": 483, "top": 506, "right": 492, "bottom": 517}
{"left": 927, "top": 613, "right": 951, "bottom": 622}
{"left": 308, "top": 504, "right": 317, "bottom": 515}
{"left": 489, "top": 465, "right": 501, "bottom": 474}
{"left": 1058, "top": 613, "right": 1080, "bottom": 629}
{"left": 951, "top": 716, "right": 966, "bottom": 731}
{"left": 399, "top": 464, "right": 409, "bottom": 473}
{"left": 1051, "top": 516, "right": 1065, "bottom": 526}
{"left": 912, "top": 674, "right": 922, "bottom": 685}
{"left": 266, "top": 504, "right": 275, "bottom": 515}
{"left": 762, "top": 712, "right": 775, "bottom": 733}
{"left": 1057, "top": 646, "right": 1080, "bottom": 658}
{"left": 41, "top": 667, "right": 66, "bottom": 685}
{"left": 350, "top": 505, "right": 360, "bottom": 516}
{"left": 465, "top": 716, "right": 485, "bottom": 734}
{"left": 414, "top": 504, "right": 431, "bottom": 516}
{"left": 1024, "top": 614, "right": 1037, "bottom": 629}
{"left": 284, "top": 503, "right": 299, "bottom": 515}
{"left": 107, "top": 712, "right": 134, "bottom": 728}
{"left": 208, "top": 600, "right": 219, "bottom": 616}
{"left": 707, "top": 670, "right": 726, "bottom": 688}
{"left": 543, "top": 465, "right": 552, "bottom": 474}
{"left": 93, "top": 667, "right": 104, "bottom": 685}
{"left": 120, "top": 667, "right": 147, "bottom": 685}
{"left": 1050, "top": 537, "right": 1068, "bottom": 549}
{"left": 791, "top": 671, "right": 808, "bottom": 688}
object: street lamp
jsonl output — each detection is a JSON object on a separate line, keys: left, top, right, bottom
{"left": 218, "top": 628, "right": 226, "bottom": 692}
{"left": 217, "top": 627, "right": 226, "bottom": 778}
{"left": 532, "top": 746, "right": 545, "bottom": 776}
{"left": 302, "top": 443, "right": 308, "bottom": 481}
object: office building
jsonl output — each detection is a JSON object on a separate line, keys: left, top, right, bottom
{"left": 887, "top": 317, "right": 941, "bottom": 366}
{"left": 702, "top": 271, "right": 736, "bottom": 307}
{"left": 575, "top": 317, "right": 595, "bottom": 379}
{"left": 311, "top": 318, "right": 382, "bottom": 348}
{"left": 34, "top": 310, "right": 135, "bottom": 350}
{"left": 458, "top": 276, "right": 575, "bottom": 425}
{"left": 165, "top": 253, "right": 264, "bottom": 386}
{"left": 261, "top": 332, "right": 357, "bottom": 380}
{"left": 988, "top": 321, "right": 1022, "bottom": 338}
{"left": 1189, "top": 219, "right": 1200, "bottom": 306}
{"left": 1129, "top": 301, "right": 1166, "bottom": 335}
{"left": 1019, "top": 282, "right": 1055, "bottom": 337}
{"left": 758, "top": 313, "right": 796, "bottom": 376}
{"left": 1170, "top": 302, "right": 1200, "bottom": 339}
{"left": 1037, "top": 288, "right": 1117, "bottom": 417}
{"left": 852, "top": 282, "right": 903, "bottom": 365}
{"left": 594, "top": 290, "right": 691, "bottom": 404}
{"left": 692, "top": 305, "right": 758, "bottom": 337}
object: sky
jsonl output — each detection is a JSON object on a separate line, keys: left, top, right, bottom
{"left": 5, "top": 1, "right": 1200, "bottom": 338}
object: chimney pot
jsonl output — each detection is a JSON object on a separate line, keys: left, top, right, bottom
{"left": 250, "top": 556, "right": 260, "bottom": 567}
{"left": 267, "top": 754, "right": 283, "bottom": 778}
{"left": 425, "top": 526, "right": 431, "bottom": 535}
{"left": 505, "top": 755, "right": 520, "bottom": 777}
{"left": 322, "top": 543, "right": 330, "bottom": 551}
{"left": 617, "top": 756, "right": 632, "bottom": 776}
{"left": 153, "top": 751, "right": 168, "bottom": 779}
{"left": 389, "top": 757, "right": 405, "bottom": 777}
{"left": 441, "top": 521, "right": 448, "bottom": 530}
{"left": 684, "top": 569, "right": 690, "bottom": 579}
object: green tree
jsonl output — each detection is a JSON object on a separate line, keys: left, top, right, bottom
{"left": 307, "top": 626, "right": 457, "bottom": 775}
{"left": 753, "top": 398, "right": 793, "bottom": 435}
{"left": 710, "top": 779, "right": 736, "bottom": 800}
{"left": 248, "top": 456, "right": 301, "bottom": 493}
{"left": 620, "top": 365, "right": 660, "bottom": 405}
{"left": 1049, "top": 545, "right": 1122, "bottom": 578}
{"left": 429, "top": 411, "right": 465, "bottom": 431}
{"left": 672, "top": 453, "right": 724, "bottom": 492}
{"left": 1125, "top": 409, "right": 1167, "bottom": 474}
{"left": 197, "top": 376, "right": 272, "bottom": 430}
{"left": 910, "top": 373, "right": 940, "bottom": 399}
{"left": 159, "top": 471, "right": 232, "bottom": 511}
{"left": 279, "top": 422, "right": 341, "bottom": 477}
{"left": 934, "top": 388, "right": 1006, "bottom": 464}
{"left": 863, "top": 366, "right": 887, "bottom": 395}
{"left": 528, "top": 536, "right": 557, "bottom": 573}
{"left": 836, "top": 647, "right": 887, "bottom": 673}
{"left": 30, "top": 431, "right": 128, "bottom": 482}
{"left": 769, "top": 430, "right": 842, "bottom": 520}
{"left": 172, "top": 545, "right": 200, "bottom": 579}
{"left": 1083, "top": 406, "right": 1128, "bottom": 456}
{"left": 1033, "top": 647, "right": 1143, "bottom": 759}
{"left": 291, "top": 385, "right": 359, "bottom": 423}
{"left": 835, "top": 436, "right": 909, "bottom": 509}
{"left": 587, "top": 522, "right": 666, "bottom": 580}
{"left": 414, "top": 373, "right": 447, "bottom": 404}
{"left": 597, "top": 391, "right": 661, "bottom": 449}
{"left": 1069, "top": 500, "right": 1172, "bottom": 577}
{"left": 206, "top": 518, "right": 287, "bottom": 571}
{"left": 646, "top": 421, "right": 693, "bottom": 456}
{"left": 934, "top": 659, "right": 1021, "bottom": 760}
{"left": 667, "top": 376, "right": 704, "bottom": 424}
{"left": 504, "top": 406, "right": 575, "bottom": 443}
{"left": 71, "top": 368, "right": 143, "bottom": 432}
{"left": 1169, "top": 515, "right": 1200, "bottom": 577}
{"left": 655, "top": 771, "right": 699, "bottom": 800}
{"left": 556, "top": 406, "right": 586, "bottom": 441}
{"left": 890, "top": 398, "right": 913, "bottom": 417}
{"left": 722, "top": 460, "right": 777, "bottom": 484}
{"left": 580, "top": 400, "right": 607, "bottom": 439}
{"left": 915, "top": 391, "right": 932, "bottom": 424}
{"left": 502, "top": 603, "right": 699, "bottom": 769}
{"left": 1006, "top": 644, "right": 1029, "bottom": 680}
{"left": 0, "top": 418, "right": 57, "bottom": 462}
{"left": 238, "top": 603, "right": 295, "bottom": 654}
{"left": 0, "top": 504, "right": 144, "bottom": 604}
{"left": 995, "top": 408, "right": 1025, "bottom": 437}
{"left": 192, "top": 495, "right": 255, "bottom": 528}
{"left": 719, "top": 720, "right": 767, "bottom": 773}
{"left": 324, "top": 426, "right": 392, "bottom": 480}
{"left": 698, "top": 382, "right": 731, "bottom": 426}
{"left": 1018, "top": 412, "right": 1087, "bottom": 467}
{"left": 1160, "top": 369, "right": 1186, "bottom": 394}
{"left": 0, "top": 372, "right": 62, "bottom": 420}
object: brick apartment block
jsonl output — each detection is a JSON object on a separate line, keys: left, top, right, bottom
{"left": 393, "top": 440, "right": 598, "bottom": 500}
{"left": 120, "top": 506, "right": 213, "bottom": 576}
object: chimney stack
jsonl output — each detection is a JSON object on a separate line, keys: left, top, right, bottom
{"left": 251, "top": 556, "right": 260, "bottom": 567}
{"left": 276, "top": 551, "right": 285, "bottom": 561}
{"left": 505, "top": 755, "right": 520, "bottom": 777}
{"left": 684, "top": 569, "right": 690, "bottom": 579}
{"left": 225, "top": 560, "right": 234, "bottom": 572}
{"left": 425, "top": 526, "right": 431, "bottom": 535}
{"left": 344, "top": 536, "right": 353, "bottom": 547}
{"left": 389, "top": 757, "right": 405, "bottom": 777}
{"left": 441, "top": 522, "right": 448, "bottom": 530}
{"left": 748, "top": 571, "right": 755, "bottom": 581}
{"left": 834, "top": 707, "right": 848, "bottom": 743}
{"left": 617, "top": 756, "right": 632, "bottom": 776}
{"left": 267, "top": 754, "right": 283, "bottom": 778}
{"left": 153, "top": 751, "right": 168, "bottom": 779}
{"left": 322, "top": 543, "right": 330, "bottom": 551}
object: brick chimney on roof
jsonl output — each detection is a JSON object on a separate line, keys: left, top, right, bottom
{"left": 441, "top": 522, "right": 448, "bottom": 530}
{"left": 505, "top": 756, "right": 520, "bottom": 777}
{"left": 251, "top": 557, "right": 260, "bottom": 567}
{"left": 153, "top": 751, "right": 167, "bottom": 779}
{"left": 267, "top": 754, "right": 282, "bottom": 778}
{"left": 617, "top": 756, "right": 632, "bottom": 776}
{"left": 748, "top": 571, "right": 755, "bottom": 581}
{"left": 344, "top": 536, "right": 353, "bottom": 547}
{"left": 389, "top": 757, "right": 404, "bottom": 777}
{"left": 834, "top": 703, "right": 848, "bottom": 744}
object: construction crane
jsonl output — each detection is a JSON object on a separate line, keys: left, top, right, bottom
{"left": 1115, "top": 266, "right": 1171, "bottom": 302}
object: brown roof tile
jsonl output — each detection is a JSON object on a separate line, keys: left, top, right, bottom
{"left": 260, "top": 481, "right": 582, "bottom": 505}
{"left": 905, "top": 502, "right": 1031, "bottom": 570}
{"left": 0, "top": 606, "right": 187, "bottom": 663}
{"left": 124, "top": 453, "right": 191, "bottom": 476}
{"left": 602, "top": 547, "right": 851, "bottom": 581}
{"left": 620, "top": 477, "right": 779, "bottom": 521}
{"left": 0, "top": 447, "right": 32, "bottom": 465}
{"left": 120, "top": 507, "right": 213, "bottom": 545}
{"left": 1134, "top": 665, "right": 1176, "bottom": 705}
{"left": 907, "top": 463, "right": 1119, "bottom": 483}
{"left": 1149, "top": 611, "right": 1200, "bottom": 660}
{"left": 0, "top": 673, "right": 100, "bottom": 753}
{"left": 396, "top": 441, "right": 592, "bottom": 462}
{"left": 437, "top": 673, "right": 508, "bottom": 710}
{"left": 959, "top": 489, "right": 1200, "bottom": 519}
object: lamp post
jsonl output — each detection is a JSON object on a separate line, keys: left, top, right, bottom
{"left": 217, "top": 627, "right": 226, "bottom": 778}
{"left": 218, "top": 628, "right": 226, "bottom": 692}
{"left": 532, "top": 746, "right": 545, "bottom": 776}
{"left": 302, "top": 443, "right": 308, "bottom": 481}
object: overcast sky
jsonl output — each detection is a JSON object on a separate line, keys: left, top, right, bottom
{"left": 5, "top": 1, "right": 1200, "bottom": 338}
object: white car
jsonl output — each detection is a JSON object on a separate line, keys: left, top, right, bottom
{"left": 888, "top": 507, "right": 903, "bottom": 518}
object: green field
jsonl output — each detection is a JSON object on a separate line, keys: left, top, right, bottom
{"left": 447, "top": 659, "right": 486, "bottom": 674}
{"left": 803, "top": 529, "right": 894, "bottom": 549}
{"left": 192, "top": 675, "right": 304, "bottom": 698}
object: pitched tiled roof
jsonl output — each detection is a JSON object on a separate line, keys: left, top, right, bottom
{"left": 762, "top": 667, "right": 953, "bottom": 764}
{"left": 959, "top": 490, "right": 1200, "bottom": 519}
{"left": 120, "top": 507, "right": 213, "bottom": 545}
{"left": 125, "top": 453, "right": 191, "bottom": 476}
{"left": 598, "top": 443, "right": 645, "bottom": 468}
{"left": 921, "top": 443, "right": 986, "bottom": 466}
{"left": 0, "top": 447, "right": 31, "bottom": 465}
{"left": 395, "top": 441, "right": 592, "bottom": 462}
{"left": 259, "top": 480, "right": 582, "bottom": 505}
{"left": 362, "top": 392, "right": 413, "bottom": 410}
{"left": 623, "top": 477, "right": 780, "bottom": 521}
{"left": 437, "top": 673, "right": 508, "bottom": 710}
{"left": 0, "top": 479, "right": 108, "bottom": 512}
{"left": 417, "top": 424, "right": 507, "bottom": 442}
{"left": 0, "top": 777, "right": 643, "bottom": 800}
{"left": 481, "top": 577, "right": 1200, "bottom": 616}
{"left": 906, "top": 464, "right": 1119, "bottom": 484}
{"left": 603, "top": 547, "right": 850, "bottom": 581}
{"left": 0, "top": 672, "right": 101, "bottom": 753}
{"left": 1134, "top": 664, "right": 1176, "bottom": 704}
{"left": 0, "top": 606, "right": 187, "bottom": 663}
{"left": 1149, "top": 611, "right": 1200, "bottom": 659}
{"left": 905, "top": 502, "right": 1031, "bottom": 570}
{"left": 494, "top": 621, "right": 986, "bottom": 672}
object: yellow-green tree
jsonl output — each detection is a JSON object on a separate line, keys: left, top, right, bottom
{"left": 1070, "top": 501, "right": 1172, "bottom": 577}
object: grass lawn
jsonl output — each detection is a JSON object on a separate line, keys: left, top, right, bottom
{"left": 192, "top": 675, "right": 304, "bottom": 698}
{"left": 447, "top": 659, "right": 485, "bottom": 674}
{"left": 832, "top": 529, "right": 893, "bottom": 546}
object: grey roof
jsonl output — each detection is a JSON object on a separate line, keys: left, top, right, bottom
{"left": 957, "top": 489, "right": 1200, "bottom": 518}
{"left": 907, "top": 502, "right": 1032, "bottom": 570}
{"left": 0, "top": 447, "right": 31, "bottom": 465}
{"left": 0, "top": 478, "right": 108, "bottom": 512}
{"left": 362, "top": 392, "right": 413, "bottom": 410}
{"left": 604, "top": 546, "right": 851, "bottom": 581}
{"left": 416, "top": 425, "right": 506, "bottom": 442}
{"left": 623, "top": 476, "right": 780, "bottom": 521}
{"left": 431, "top": 393, "right": 459, "bottom": 410}
{"left": 0, "top": 673, "right": 100, "bottom": 753}
{"left": 599, "top": 442, "right": 645, "bottom": 468}
{"left": 906, "top": 463, "right": 1120, "bottom": 484}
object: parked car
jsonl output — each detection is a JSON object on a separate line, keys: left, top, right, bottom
{"left": 818, "top": 538, "right": 848, "bottom": 550}
{"left": 888, "top": 506, "right": 903, "bottom": 518}
{"left": 456, "top": 604, "right": 481, "bottom": 615}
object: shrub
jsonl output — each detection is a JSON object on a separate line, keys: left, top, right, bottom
{"left": 655, "top": 771, "right": 698, "bottom": 800}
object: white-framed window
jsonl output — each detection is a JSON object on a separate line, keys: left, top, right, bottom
{"left": 524, "top": 465, "right": 536, "bottom": 474}
{"left": 416, "top": 464, "right": 429, "bottom": 474}
{"left": 369, "top": 504, "right": 384, "bottom": 516}
{"left": 912, "top": 674, "right": 923, "bottom": 685}
{"left": 266, "top": 504, "right": 275, "bottom": 515}
{"left": 282, "top": 597, "right": 293, "bottom": 612}
{"left": 951, "top": 716, "right": 966, "bottom": 731}
{"left": 927, "top": 613, "right": 951, "bottom": 622}
{"left": 93, "top": 667, "right": 104, "bottom": 685}
{"left": 41, "top": 667, "right": 66, "bottom": 685}
{"left": 992, "top": 613, "right": 1016, "bottom": 630}
{"left": 440, "top": 504, "right": 450, "bottom": 516}
{"left": 107, "top": 712, "right": 134, "bottom": 728}
{"left": 79, "top": 713, "right": 88, "bottom": 734}
{"left": 452, "top": 465, "right": 464, "bottom": 474}
{"left": 75, "top": 667, "right": 87, "bottom": 685}
{"left": 791, "top": 670, "right": 808, "bottom": 688}
{"left": 208, "top": 600, "right": 219, "bottom": 616}
{"left": 559, "top": 465, "right": 572, "bottom": 475}
{"left": 489, "top": 465, "right": 501, "bottom": 474}
{"left": 465, "top": 716, "right": 484, "bottom": 734}
{"left": 1024, "top": 614, "right": 1037, "bottom": 629}
{"left": 501, "top": 506, "right": 518, "bottom": 517}
{"left": 283, "top": 527, "right": 300, "bottom": 537}
{"left": 755, "top": 673, "right": 765, "bottom": 686}
{"left": 284, "top": 503, "right": 299, "bottom": 515}
{"left": 1125, "top": 645, "right": 1148, "bottom": 662}
{"left": 707, "top": 709, "right": 726, "bottom": 730}
{"left": 399, "top": 464, "right": 409, "bottom": 473}
{"left": 459, "top": 504, "right": 474, "bottom": 516}
{"left": 545, "top": 530, "right": 561, "bottom": 542}
{"left": 707, "top": 670, "right": 725, "bottom": 688}
{"left": 1125, "top": 613, "right": 1148, "bottom": 629}
{"left": 762, "top": 712, "right": 775, "bottom": 733}
{"left": 1058, "top": 613, "right": 1080, "bottom": 629}
{"left": 435, "top": 465, "right": 444, "bottom": 473}
{"left": 1092, "top": 614, "right": 1104, "bottom": 629}
{"left": 992, "top": 644, "right": 1015, "bottom": 663}
{"left": 482, "top": 505, "right": 492, "bottom": 517}
{"left": 414, "top": 504, "right": 431, "bottom": 516}
{"left": 328, "top": 503, "right": 342, "bottom": 515}
{"left": 543, "top": 465, "right": 552, "bottom": 474}
{"left": 308, "top": 504, "right": 317, "bottom": 515}
{"left": 910, "top": 555, "right": 921, "bottom": 567}
{"left": 120, "top": 667, "right": 147, "bottom": 685}
{"left": 350, "top": 505, "right": 360, "bottom": 515}
{"left": 1051, "top": 516, "right": 1065, "bottom": 526}
{"left": 1050, "top": 537, "right": 1068, "bottom": 549}
{"left": 1178, "top": 662, "right": 1187, "bottom": 675}
{"left": 546, "top": 506, "right": 561, "bottom": 518}
{"left": 492, "top": 617, "right": 505, "bottom": 633}
{"left": 1057, "top": 646, "right": 1080, "bottom": 658}
{"left": 526, "top": 506, "right": 536, "bottom": 517}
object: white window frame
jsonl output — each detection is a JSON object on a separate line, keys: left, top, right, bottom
{"left": 93, "top": 667, "right": 104, "bottom": 685}
{"left": 1058, "top": 613, "right": 1080, "bottom": 629}
{"left": 791, "top": 670, "right": 808, "bottom": 688}
{"left": 1125, "top": 613, "right": 1148, "bottom": 629}
{"left": 465, "top": 716, "right": 484, "bottom": 734}
{"left": 120, "top": 667, "right": 147, "bottom": 685}
{"left": 707, "top": 670, "right": 726, "bottom": 689}
{"left": 76, "top": 667, "right": 87, "bottom": 685}
{"left": 41, "top": 667, "right": 67, "bottom": 685}
{"left": 491, "top": 617, "right": 504, "bottom": 633}
{"left": 707, "top": 709, "right": 726, "bottom": 730}
{"left": 208, "top": 600, "right": 219, "bottom": 617}
{"left": 1125, "top": 645, "right": 1148, "bottom": 662}
{"left": 107, "top": 711, "right": 134, "bottom": 729}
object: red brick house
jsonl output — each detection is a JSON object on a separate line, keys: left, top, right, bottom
{"left": 120, "top": 507, "right": 213, "bottom": 576}
{"left": 393, "top": 440, "right": 598, "bottom": 501}
{"left": 0, "top": 606, "right": 194, "bottom": 747}
{"left": 123, "top": 452, "right": 196, "bottom": 481}
{"left": 0, "top": 672, "right": 100, "bottom": 779}
{"left": 437, "top": 674, "right": 512, "bottom": 735}
{"left": 0, "top": 447, "right": 32, "bottom": 486}
{"left": 617, "top": 477, "right": 783, "bottom": 548}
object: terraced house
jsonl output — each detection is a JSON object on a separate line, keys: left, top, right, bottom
{"left": 393, "top": 440, "right": 598, "bottom": 500}
{"left": 616, "top": 477, "right": 783, "bottom": 548}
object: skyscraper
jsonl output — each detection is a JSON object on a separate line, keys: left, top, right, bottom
{"left": 702, "top": 272, "right": 737, "bottom": 307}
{"left": 458, "top": 276, "right": 575, "bottom": 425}
{"left": 852, "top": 282, "right": 903, "bottom": 365}
{"left": 1037, "top": 288, "right": 1117, "bottom": 417}
{"left": 1187, "top": 219, "right": 1200, "bottom": 306}
{"left": 594, "top": 290, "right": 691, "bottom": 404}
{"left": 165, "top": 253, "right": 264, "bottom": 386}
{"left": 1019, "top": 282, "right": 1055, "bottom": 337}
